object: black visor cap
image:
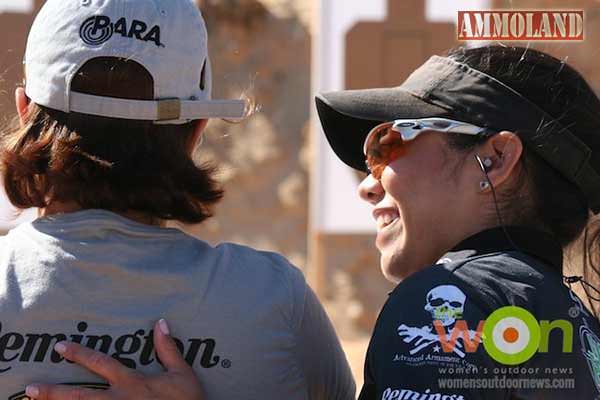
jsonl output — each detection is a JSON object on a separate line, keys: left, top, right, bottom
{"left": 315, "top": 88, "right": 452, "bottom": 172}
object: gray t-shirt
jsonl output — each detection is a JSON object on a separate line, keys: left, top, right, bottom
{"left": 0, "top": 210, "right": 355, "bottom": 400}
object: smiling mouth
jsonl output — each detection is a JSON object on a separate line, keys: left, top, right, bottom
{"left": 376, "top": 213, "right": 400, "bottom": 230}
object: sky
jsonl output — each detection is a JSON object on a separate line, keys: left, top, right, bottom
{"left": 427, "top": 0, "right": 490, "bottom": 22}
{"left": 0, "top": 0, "right": 32, "bottom": 13}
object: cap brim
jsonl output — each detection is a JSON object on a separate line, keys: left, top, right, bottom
{"left": 315, "top": 88, "right": 452, "bottom": 172}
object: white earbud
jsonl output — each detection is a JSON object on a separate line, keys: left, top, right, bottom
{"left": 482, "top": 157, "right": 493, "bottom": 170}
{"left": 475, "top": 155, "right": 493, "bottom": 192}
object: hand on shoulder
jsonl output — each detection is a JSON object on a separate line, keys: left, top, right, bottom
{"left": 26, "top": 320, "right": 203, "bottom": 400}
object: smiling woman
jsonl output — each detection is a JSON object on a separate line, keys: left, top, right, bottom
{"left": 316, "top": 44, "right": 600, "bottom": 399}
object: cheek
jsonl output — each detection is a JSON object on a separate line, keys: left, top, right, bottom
{"left": 382, "top": 154, "right": 454, "bottom": 215}
{"left": 382, "top": 156, "right": 435, "bottom": 195}
{"left": 416, "top": 146, "right": 448, "bottom": 176}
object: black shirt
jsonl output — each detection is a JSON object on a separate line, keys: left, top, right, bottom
{"left": 358, "top": 227, "right": 600, "bottom": 400}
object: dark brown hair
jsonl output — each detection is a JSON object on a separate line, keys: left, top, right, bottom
{"left": 0, "top": 57, "right": 223, "bottom": 224}
{"left": 445, "top": 45, "right": 600, "bottom": 310}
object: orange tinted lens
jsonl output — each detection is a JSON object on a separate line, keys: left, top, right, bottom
{"left": 365, "top": 123, "right": 405, "bottom": 179}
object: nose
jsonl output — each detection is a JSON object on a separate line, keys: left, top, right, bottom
{"left": 358, "top": 174, "right": 384, "bottom": 205}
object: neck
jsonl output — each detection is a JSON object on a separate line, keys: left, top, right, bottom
{"left": 40, "top": 202, "right": 164, "bottom": 227}
{"left": 434, "top": 217, "right": 501, "bottom": 261}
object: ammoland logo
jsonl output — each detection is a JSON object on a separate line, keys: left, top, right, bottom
{"left": 458, "top": 10, "right": 584, "bottom": 41}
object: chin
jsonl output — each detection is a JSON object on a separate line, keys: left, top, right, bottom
{"left": 380, "top": 252, "right": 403, "bottom": 284}
{"left": 380, "top": 250, "right": 422, "bottom": 284}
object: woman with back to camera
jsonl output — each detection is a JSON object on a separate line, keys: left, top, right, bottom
{"left": 28, "top": 46, "right": 600, "bottom": 398}
{"left": 0, "top": 0, "right": 356, "bottom": 399}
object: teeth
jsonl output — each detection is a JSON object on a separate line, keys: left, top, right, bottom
{"left": 376, "top": 212, "right": 399, "bottom": 229}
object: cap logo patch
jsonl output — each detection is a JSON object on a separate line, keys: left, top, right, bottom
{"left": 79, "top": 16, "right": 163, "bottom": 47}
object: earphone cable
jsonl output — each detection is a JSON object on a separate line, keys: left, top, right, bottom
{"left": 475, "top": 157, "right": 600, "bottom": 306}
{"left": 475, "top": 155, "right": 523, "bottom": 254}
{"left": 565, "top": 227, "right": 600, "bottom": 305}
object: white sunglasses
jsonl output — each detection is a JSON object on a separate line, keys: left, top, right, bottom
{"left": 363, "top": 118, "right": 497, "bottom": 179}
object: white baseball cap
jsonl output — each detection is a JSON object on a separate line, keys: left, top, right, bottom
{"left": 24, "top": 0, "right": 246, "bottom": 124}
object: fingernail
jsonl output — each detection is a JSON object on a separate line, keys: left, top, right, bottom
{"left": 158, "top": 319, "right": 170, "bottom": 335}
{"left": 54, "top": 342, "right": 67, "bottom": 354}
{"left": 26, "top": 385, "right": 39, "bottom": 398}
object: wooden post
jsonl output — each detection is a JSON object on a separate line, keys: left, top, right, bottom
{"left": 307, "top": 0, "right": 327, "bottom": 299}
{"left": 308, "top": 230, "right": 328, "bottom": 298}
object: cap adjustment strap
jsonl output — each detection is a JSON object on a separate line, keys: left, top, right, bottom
{"left": 67, "top": 91, "right": 245, "bottom": 123}
{"left": 157, "top": 98, "right": 181, "bottom": 121}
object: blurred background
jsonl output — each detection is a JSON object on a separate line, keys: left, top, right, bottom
{"left": 1, "top": 0, "right": 600, "bottom": 390}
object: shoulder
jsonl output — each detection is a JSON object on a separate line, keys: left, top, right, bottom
{"left": 389, "top": 250, "right": 566, "bottom": 318}
{"left": 442, "top": 251, "right": 548, "bottom": 312}
{"left": 174, "top": 236, "right": 303, "bottom": 279}
{"left": 366, "top": 252, "right": 549, "bottom": 364}
{"left": 215, "top": 242, "right": 305, "bottom": 283}
{"left": 213, "top": 242, "right": 308, "bottom": 319}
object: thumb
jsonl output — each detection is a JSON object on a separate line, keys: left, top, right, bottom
{"left": 153, "top": 319, "right": 191, "bottom": 373}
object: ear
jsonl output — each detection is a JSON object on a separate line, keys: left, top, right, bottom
{"left": 188, "top": 119, "right": 209, "bottom": 155}
{"left": 15, "top": 87, "right": 30, "bottom": 127}
{"left": 479, "top": 131, "right": 523, "bottom": 189}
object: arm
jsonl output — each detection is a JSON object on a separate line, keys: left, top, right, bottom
{"left": 26, "top": 320, "right": 203, "bottom": 400}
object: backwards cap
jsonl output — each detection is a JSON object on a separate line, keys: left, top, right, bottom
{"left": 25, "top": 0, "right": 246, "bottom": 124}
